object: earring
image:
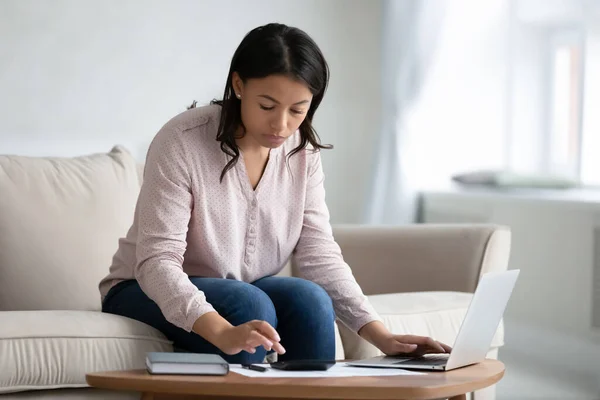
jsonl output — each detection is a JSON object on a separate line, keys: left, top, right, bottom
{"left": 236, "top": 93, "right": 241, "bottom": 99}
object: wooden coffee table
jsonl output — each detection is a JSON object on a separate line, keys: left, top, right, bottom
{"left": 86, "top": 359, "right": 504, "bottom": 400}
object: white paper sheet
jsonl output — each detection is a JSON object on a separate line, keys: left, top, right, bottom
{"left": 229, "top": 362, "right": 425, "bottom": 378}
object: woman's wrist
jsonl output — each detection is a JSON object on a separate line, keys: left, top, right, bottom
{"left": 192, "top": 311, "right": 233, "bottom": 346}
{"left": 358, "top": 320, "right": 392, "bottom": 347}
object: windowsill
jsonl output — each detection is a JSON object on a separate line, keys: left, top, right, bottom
{"left": 420, "top": 183, "right": 600, "bottom": 206}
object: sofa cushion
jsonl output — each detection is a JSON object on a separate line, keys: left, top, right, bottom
{"left": 0, "top": 310, "right": 173, "bottom": 394}
{"left": 0, "top": 146, "right": 141, "bottom": 311}
{"left": 333, "top": 322, "right": 345, "bottom": 360}
{"left": 338, "top": 291, "right": 504, "bottom": 359}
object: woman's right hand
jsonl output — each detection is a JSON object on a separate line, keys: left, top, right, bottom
{"left": 193, "top": 312, "right": 285, "bottom": 356}
{"left": 218, "top": 320, "right": 286, "bottom": 355}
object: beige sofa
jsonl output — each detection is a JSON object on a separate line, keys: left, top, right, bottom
{"left": 0, "top": 147, "right": 509, "bottom": 399}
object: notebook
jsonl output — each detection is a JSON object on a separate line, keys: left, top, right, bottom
{"left": 146, "top": 352, "right": 229, "bottom": 375}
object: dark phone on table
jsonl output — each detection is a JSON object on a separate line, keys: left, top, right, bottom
{"left": 270, "top": 360, "right": 336, "bottom": 371}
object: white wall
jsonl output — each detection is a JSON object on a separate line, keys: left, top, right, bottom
{"left": 0, "top": 0, "right": 381, "bottom": 223}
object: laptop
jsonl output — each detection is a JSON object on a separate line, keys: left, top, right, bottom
{"left": 347, "top": 269, "right": 519, "bottom": 371}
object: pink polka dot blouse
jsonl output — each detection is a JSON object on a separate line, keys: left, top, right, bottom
{"left": 99, "top": 104, "right": 380, "bottom": 334}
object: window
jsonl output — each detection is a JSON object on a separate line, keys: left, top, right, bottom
{"left": 506, "top": 0, "right": 600, "bottom": 186}
{"left": 580, "top": 30, "right": 600, "bottom": 186}
{"left": 546, "top": 29, "right": 584, "bottom": 179}
{"left": 509, "top": 19, "right": 599, "bottom": 186}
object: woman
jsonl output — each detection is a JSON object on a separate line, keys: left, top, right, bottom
{"left": 99, "top": 23, "right": 450, "bottom": 364}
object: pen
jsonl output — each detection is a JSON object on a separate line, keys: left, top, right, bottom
{"left": 242, "top": 363, "right": 268, "bottom": 372}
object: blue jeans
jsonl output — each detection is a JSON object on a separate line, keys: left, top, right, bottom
{"left": 102, "top": 276, "right": 336, "bottom": 364}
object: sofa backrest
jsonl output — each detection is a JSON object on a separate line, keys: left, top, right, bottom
{"left": 0, "top": 146, "right": 141, "bottom": 311}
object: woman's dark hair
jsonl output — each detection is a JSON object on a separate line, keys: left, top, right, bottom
{"left": 190, "top": 23, "right": 332, "bottom": 182}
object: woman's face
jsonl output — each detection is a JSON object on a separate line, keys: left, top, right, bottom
{"left": 232, "top": 73, "right": 313, "bottom": 149}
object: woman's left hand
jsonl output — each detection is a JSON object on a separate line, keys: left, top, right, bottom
{"left": 359, "top": 321, "right": 452, "bottom": 357}
{"left": 377, "top": 334, "right": 452, "bottom": 357}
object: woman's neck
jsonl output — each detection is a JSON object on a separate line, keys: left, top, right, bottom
{"left": 235, "top": 130, "right": 270, "bottom": 160}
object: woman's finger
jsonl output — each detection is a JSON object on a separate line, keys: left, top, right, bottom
{"left": 248, "top": 330, "right": 273, "bottom": 351}
{"left": 245, "top": 330, "right": 286, "bottom": 354}
{"left": 271, "top": 341, "right": 286, "bottom": 354}
{"left": 424, "top": 337, "right": 445, "bottom": 353}
{"left": 439, "top": 342, "right": 453, "bottom": 353}
{"left": 400, "top": 335, "right": 446, "bottom": 353}
{"left": 395, "top": 342, "right": 418, "bottom": 353}
{"left": 247, "top": 320, "right": 286, "bottom": 354}
{"left": 251, "top": 320, "right": 281, "bottom": 342}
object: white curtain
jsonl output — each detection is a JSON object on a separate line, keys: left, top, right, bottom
{"left": 365, "top": 0, "right": 513, "bottom": 225}
{"left": 364, "top": 0, "right": 446, "bottom": 224}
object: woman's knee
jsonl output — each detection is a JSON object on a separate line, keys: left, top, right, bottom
{"left": 257, "top": 277, "right": 336, "bottom": 360}
{"left": 215, "top": 281, "right": 278, "bottom": 328}
{"left": 287, "top": 279, "right": 335, "bottom": 322}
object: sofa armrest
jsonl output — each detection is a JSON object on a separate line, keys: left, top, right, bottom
{"left": 330, "top": 224, "right": 511, "bottom": 295}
